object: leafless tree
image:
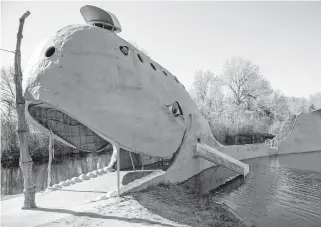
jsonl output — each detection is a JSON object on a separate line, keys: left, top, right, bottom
{"left": 1, "top": 67, "right": 18, "bottom": 154}
{"left": 308, "top": 92, "right": 321, "bottom": 110}
{"left": 189, "top": 69, "right": 225, "bottom": 121}
{"left": 222, "top": 56, "right": 273, "bottom": 110}
{"left": 287, "top": 96, "right": 308, "bottom": 114}
{"left": 1, "top": 67, "right": 16, "bottom": 119}
{"left": 309, "top": 104, "right": 316, "bottom": 112}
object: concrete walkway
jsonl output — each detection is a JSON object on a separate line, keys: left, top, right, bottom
{"left": 1, "top": 171, "right": 130, "bottom": 227}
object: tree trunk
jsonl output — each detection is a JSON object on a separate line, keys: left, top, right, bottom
{"left": 14, "top": 11, "right": 36, "bottom": 209}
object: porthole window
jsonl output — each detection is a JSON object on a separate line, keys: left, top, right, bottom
{"left": 94, "top": 23, "right": 104, "bottom": 28}
{"left": 163, "top": 71, "right": 167, "bottom": 76}
{"left": 45, "top": 46, "right": 56, "bottom": 58}
{"left": 104, "top": 24, "right": 113, "bottom": 31}
{"left": 137, "top": 54, "right": 143, "bottom": 63}
{"left": 150, "top": 63, "right": 156, "bottom": 71}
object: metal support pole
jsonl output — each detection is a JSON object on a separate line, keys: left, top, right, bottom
{"left": 128, "top": 151, "right": 135, "bottom": 172}
{"left": 47, "top": 130, "right": 53, "bottom": 188}
{"left": 116, "top": 145, "right": 120, "bottom": 197}
{"left": 142, "top": 154, "right": 144, "bottom": 171}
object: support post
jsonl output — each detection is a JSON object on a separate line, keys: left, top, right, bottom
{"left": 106, "top": 144, "right": 117, "bottom": 171}
{"left": 47, "top": 131, "right": 53, "bottom": 188}
{"left": 116, "top": 145, "right": 120, "bottom": 197}
{"left": 141, "top": 155, "right": 144, "bottom": 171}
{"left": 128, "top": 151, "right": 135, "bottom": 172}
{"left": 14, "top": 11, "right": 36, "bottom": 209}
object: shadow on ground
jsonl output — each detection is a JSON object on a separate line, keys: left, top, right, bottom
{"left": 130, "top": 184, "right": 245, "bottom": 227}
{"left": 34, "top": 206, "right": 177, "bottom": 227}
{"left": 122, "top": 171, "right": 153, "bottom": 186}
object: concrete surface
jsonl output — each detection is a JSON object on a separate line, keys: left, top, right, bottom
{"left": 278, "top": 109, "right": 321, "bottom": 153}
{"left": 0, "top": 170, "right": 144, "bottom": 227}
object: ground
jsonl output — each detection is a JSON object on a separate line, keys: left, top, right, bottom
{"left": 37, "top": 184, "right": 245, "bottom": 227}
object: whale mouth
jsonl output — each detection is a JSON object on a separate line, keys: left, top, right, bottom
{"left": 27, "top": 102, "right": 109, "bottom": 152}
{"left": 26, "top": 100, "right": 189, "bottom": 171}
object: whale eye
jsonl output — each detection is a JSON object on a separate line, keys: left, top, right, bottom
{"left": 120, "top": 46, "right": 129, "bottom": 56}
{"left": 166, "top": 101, "right": 183, "bottom": 117}
{"left": 45, "top": 46, "right": 55, "bottom": 58}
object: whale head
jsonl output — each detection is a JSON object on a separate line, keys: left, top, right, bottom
{"left": 24, "top": 24, "right": 187, "bottom": 158}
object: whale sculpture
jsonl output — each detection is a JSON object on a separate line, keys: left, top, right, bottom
{"left": 26, "top": 6, "right": 312, "bottom": 193}
{"left": 22, "top": 6, "right": 321, "bottom": 195}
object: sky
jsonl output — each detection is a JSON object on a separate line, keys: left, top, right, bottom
{"left": 1, "top": 1, "right": 321, "bottom": 98}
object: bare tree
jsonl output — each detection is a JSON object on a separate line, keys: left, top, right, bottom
{"left": 1, "top": 67, "right": 16, "bottom": 119}
{"left": 14, "top": 11, "right": 36, "bottom": 209}
{"left": 222, "top": 57, "right": 273, "bottom": 110}
{"left": 189, "top": 69, "right": 225, "bottom": 121}
{"left": 287, "top": 96, "right": 308, "bottom": 114}
{"left": 265, "top": 90, "right": 291, "bottom": 120}
{"left": 1, "top": 67, "right": 18, "bottom": 155}
{"left": 308, "top": 92, "right": 321, "bottom": 110}
{"left": 309, "top": 104, "right": 316, "bottom": 112}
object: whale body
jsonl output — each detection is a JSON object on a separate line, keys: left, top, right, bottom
{"left": 23, "top": 24, "right": 217, "bottom": 158}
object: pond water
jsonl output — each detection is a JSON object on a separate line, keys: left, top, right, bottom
{"left": 1, "top": 150, "right": 163, "bottom": 196}
{"left": 209, "top": 151, "right": 321, "bottom": 227}
{"left": 1, "top": 151, "right": 113, "bottom": 195}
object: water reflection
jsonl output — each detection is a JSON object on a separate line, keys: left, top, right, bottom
{"left": 212, "top": 152, "right": 321, "bottom": 227}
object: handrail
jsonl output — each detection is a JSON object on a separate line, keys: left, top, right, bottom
{"left": 265, "top": 112, "right": 303, "bottom": 149}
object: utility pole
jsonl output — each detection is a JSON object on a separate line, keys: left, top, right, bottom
{"left": 14, "top": 11, "right": 36, "bottom": 209}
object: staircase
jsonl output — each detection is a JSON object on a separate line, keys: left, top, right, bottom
{"left": 196, "top": 143, "right": 250, "bottom": 176}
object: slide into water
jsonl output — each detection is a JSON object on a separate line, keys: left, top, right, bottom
{"left": 278, "top": 108, "right": 321, "bottom": 154}
{"left": 266, "top": 109, "right": 321, "bottom": 154}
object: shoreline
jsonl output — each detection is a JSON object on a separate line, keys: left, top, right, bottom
{"left": 1, "top": 193, "right": 24, "bottom": 201}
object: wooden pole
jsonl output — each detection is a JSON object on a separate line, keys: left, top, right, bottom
{"left": 14, "top": 11, "right": 36, "bottom": 209}
{"left": 116, "top": 145, "right": 120, "bottom": 197}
